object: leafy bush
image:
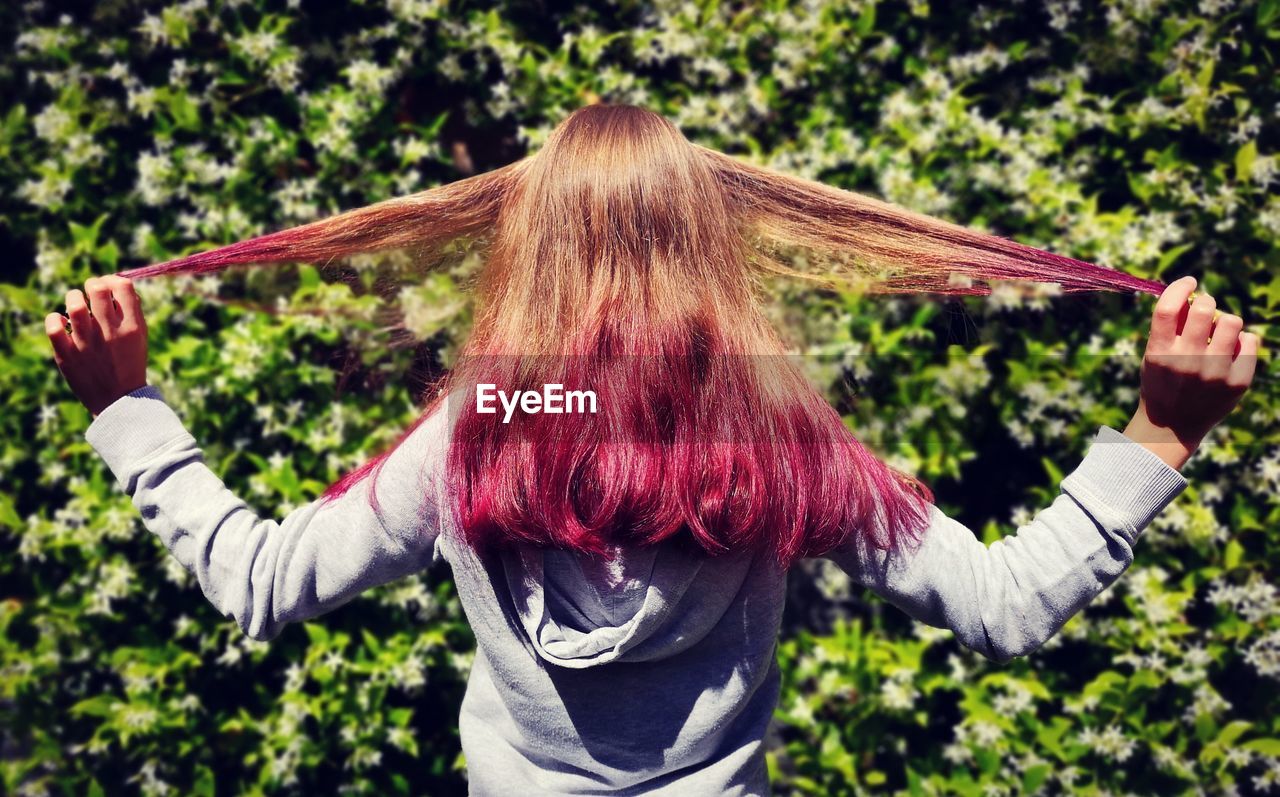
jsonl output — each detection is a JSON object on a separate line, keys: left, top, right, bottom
{"left": 1, "top": 0, "right": 1277, "bottom": 795}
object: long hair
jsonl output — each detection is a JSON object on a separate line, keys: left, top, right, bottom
{"left": 119, "top": 104, "right": 1164, "bottom": 568}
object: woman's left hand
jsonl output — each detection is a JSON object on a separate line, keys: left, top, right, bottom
{"left": 45, "top": 275, "right": 149, "bottom": 418}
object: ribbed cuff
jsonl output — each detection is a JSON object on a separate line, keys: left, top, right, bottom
{"left": 84, "top": 385, "right": 196, "bottom": 487}
{"left": 1061, "top": 425, "right": 1188, "bottom": 543}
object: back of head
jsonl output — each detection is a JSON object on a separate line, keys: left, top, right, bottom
{"left": 446, "top": 104, "right": 932, "bottom": 567}
{"left": 473, "top": 104, "right": 761, "bottom": 356}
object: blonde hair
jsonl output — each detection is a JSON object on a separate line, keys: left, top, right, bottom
{"left": 120, "top": 104, "right": 1161, "bottom": 566}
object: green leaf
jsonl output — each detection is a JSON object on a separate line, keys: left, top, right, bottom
{"left": 298, "top": 264, "right": 321, "bottom": 291}
{"left": 1022, "top": 763, "right": 1051, "bottom": 792}
{"left": 1217, "top": 721, "right": 1253, "bottom": 747}
{"left": 1128, "top": 172, "right": 1153, "bottom": 203}
{"left": 162, "top": 6, "right": 192, "bottom": 46}
{"left": 193, "top": 765, "right": 216, "bottom": 797}
{"left": 1156, "top": 243, "right": 1195, "bottom": 276}
{"left": 1129, "top": 668, "right": 1163, "bottom": 690}
{"left": 1036, "top": 717, "right": 1073, "bottom": 760}
{"left": 69, "top": 214, "right": 108, "bottom": 251}
{"left": 856, "top": 3, "right": 876, "bottom": 35}
{"left": 975, "top": 745, "right": 1000, "bottom": 774}
{"left": 1251, "top": 274, "right": 1280, "bottom": 310}
{"left": 303, "top": 622, "right": 330, "bottom": 647}
{"left": 1195, "top": 712, "right": 1218, "bottom": 742}
{"left": 0, "top": 492, "right": 22, "bottom": 530}
{"left": 1235, "top": 140, "right": 1257, "bottom": 183}
{"left": 1196, "top": 59, "right": 1214, "bottom": 90}
{"left": 96, "top": 241, "right": 120, "bottom": 269}
{"left": 1259, "top": 0, "right": 1280, "bottom": 28}
{"left": 389, "top": 707, "right": 413, "bottom": 726}
{"left": 1244, "top": 738, "right": 1280, "bottom": 756}
{"left": 1224, "top": 539, "right": 1244, "bottom": 570}
{"left": 1082, "top": 671, "right": 1125, "bottom": 699}
{"left": 167, "top": 89, "right": 201, "bottom": 130}
{"left": 1041, "top": 456, "right": 1064, "bottom": 485}
{"left": 69, "top": 695, "right": 117, "bottom": 718}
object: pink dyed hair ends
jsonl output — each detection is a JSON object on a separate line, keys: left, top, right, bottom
{"left": 117, "top": 104, "right": 1165, "bottom": 569}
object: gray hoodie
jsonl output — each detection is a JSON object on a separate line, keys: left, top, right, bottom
{"left": 85, "top": 385, "right": 1187, "bottom": 795}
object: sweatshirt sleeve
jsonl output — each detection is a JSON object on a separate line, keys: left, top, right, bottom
{"left": 84, "top": 385, "right": 451, "bottom": 642}
{"left": 824, "top": 425, "right": 1188, "bottom": 663}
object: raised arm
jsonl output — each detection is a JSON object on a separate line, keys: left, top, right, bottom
{"left": 826, "top": 274, "right": 1257, "bottom": 663}
{"left": 824, "top": 426, "right": 1186, "bottom": 663}
{"left": 83, "top": 386, "right": 451, "bottom": 641}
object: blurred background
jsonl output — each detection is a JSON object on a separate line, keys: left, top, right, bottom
{"left": 1, "top": 0, "right": 1277, "bottom": 794}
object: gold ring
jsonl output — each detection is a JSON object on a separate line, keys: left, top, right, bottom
{"left": 1186, "top": 292, "right": 1223, "bottom": 324}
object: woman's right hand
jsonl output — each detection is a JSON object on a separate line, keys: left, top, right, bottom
{"left": 1122, "top": 275, "right": 1259, "bottom": 470}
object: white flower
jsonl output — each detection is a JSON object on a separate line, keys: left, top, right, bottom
{"left": 388, "top": 726, "right": 415, "bottom": 752}
{"left": 1064, "top": 693, "right": 1099, "bottom": 715}
{"left": 970, "top": 720, "right": 1003, "bottom": 746}
{"left": 234, "top": 30, "right": 281, "bottom": 65}
{"left": 913, "top": 622, "right": 952, "bottom": 646}
{"left": 879, "top": 668, "right": 919, "bottom": 711}
{"left": 137, "top": 14, "right": 170, "bottom": 48}
{"left": 345, "top": 59, "right": 395, "bottom": 94}
{"left": 942, "top": 742, "right": 971, "bottom": 764}
{"left": 169, "top": 58, "right": 191, "bottom": 85}
{"left": 119, "top": 705, "right": 159, "bottom": 730}
{"left": 217, "top": 643, "right": 244, "bottom": 667}
{"left": 393, "top": 135, "right": 437, "bottom": 163}
{"left": 135, "top": 149, "right": 175, "bottom": 205}
{"left": 1077, "top": 723, "right": 1137, "bottom": 762}
{"left": 33, "top": 105, "right": 75, "bottom": 142}
{"left": 1225, "top": 747, "right": 1254, "bottom": 768}
{"left": 267, "top": 56, "right": 302, "bottom": 91}
{"left": 163, "top": 554, "right": 190, "bottom": 585}
{"left": 1245, "top": 629, "right": 1280, "bottom": 679}
{"left": 17, "top": 171, "right": 73, "bottom": 210}
{"left": 283, "top": 662, "right": 306, "bottom": 692}
{"left": 129, "top": 759, "right": 173, "bottom": 797}
{"left": 992, "top": 682, "right": 1036, "bottom": 715}
{"left": 388, "top": 0, "right": 442, "bottom": 23}
{"left": 390, "top": 656, "right": 428, "bottom": 691}
{"left": 1010, "top": 505, "right": 1033, "bottom": 527}
{"left": 345, "top": 745, "right": 383, "bottom": 771}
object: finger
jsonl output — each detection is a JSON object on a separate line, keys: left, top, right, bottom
{"left": 44, "top": 312, "right": 75, "bottom": 366}
{"left": 1180, "top": 292, "right": 1216, "bottom": 351}
{"left": 1207, "top": 312, "right": 1242, "bottom": 353}
{"left": 107, "top": 275, "right": 145, "bottom": 333}
{"left": 1205, "top": 312, "right": 1242, "bottom": 378}
{"left": 1227, "top": 332, "right": 1259, "bottom": 390}
{"left": 1149, "top": 275, "right": 1196, "bottom": 351}
{"left": 85, "top": 276, "right": 123, "bottom": 331}
{"left": 65, "top": 289, "right": 99, "bottom": 351}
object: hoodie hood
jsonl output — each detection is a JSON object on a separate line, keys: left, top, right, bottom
{"left": 498, "top": 540, "right": 754, "bottom": 669}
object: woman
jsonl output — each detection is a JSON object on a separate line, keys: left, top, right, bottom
{"left": 46, "top": 105, "right": 1257, "bottom": 795}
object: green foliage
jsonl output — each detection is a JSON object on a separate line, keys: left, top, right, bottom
{"left": 1, "top": 0, "right": 1278, "bottom": 795}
